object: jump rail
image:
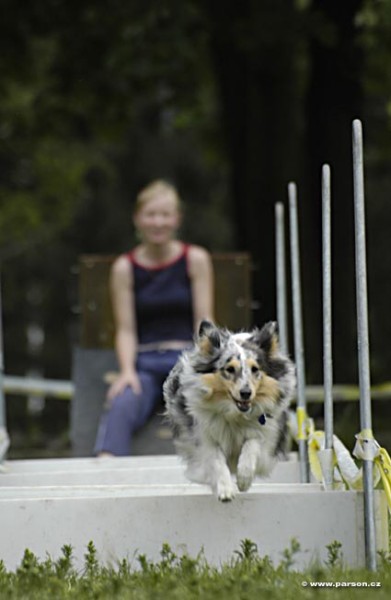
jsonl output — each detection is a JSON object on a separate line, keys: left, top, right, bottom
{"left": 3, "top": 376, "right": 391, "bottom": 402}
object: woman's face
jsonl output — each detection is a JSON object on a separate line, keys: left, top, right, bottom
{"left": 133, "top": 191, "right": 181, "bottom": 245}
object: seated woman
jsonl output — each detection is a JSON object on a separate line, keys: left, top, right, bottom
{"left": 95, "top": 179, "right": 214, "bottom": 456}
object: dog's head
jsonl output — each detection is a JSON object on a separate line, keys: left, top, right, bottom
{"left": 192, "top": 320, "right": 289, "bottom": 414}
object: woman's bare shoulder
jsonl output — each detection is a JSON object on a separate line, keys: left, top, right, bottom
{"left": 187, "top": 245, "right": 212, "bottom": 278}
{"left": 187, "top": 244, "right": 211, "bottom": 264}
{"left": 111, "top": 254, "right": 132, "bottom": 282}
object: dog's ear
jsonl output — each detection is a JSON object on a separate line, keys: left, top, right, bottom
{"left": 198, "top": 319, "right": 216, "bottom": 338}
{"left": 250, "top": 321, "right": 279, "bottom": 356}
{"left": 197, "top": 320, "right": 221, "bottom": 355}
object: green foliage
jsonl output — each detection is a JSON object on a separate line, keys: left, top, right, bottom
{"left": 325, "top": 540, "right": 344, "bottom": 569}
{"left": 358, "top": 0, "right": 391, "bottom": 99}
{"left": 0, "top": 0, "right": 220, "bottom": 260}
{"left": 83, "top": 541, "right": 100, "bottom": 578}
{"left": 0, "top": 540, "right": 390, "bottom": 599}
{"left": 279, "top": 537, "right": 302, "bottom": 572}
{"left": 233, "top": 538, "right": 259, "bottom": 562}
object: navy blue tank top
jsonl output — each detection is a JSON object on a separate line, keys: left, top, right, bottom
{"left": 128, "top": 243, "right": 194, "bottom": 345}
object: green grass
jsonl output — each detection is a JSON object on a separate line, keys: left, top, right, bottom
{"left": 1, "top": 539, "right": 391, "bottom": 599}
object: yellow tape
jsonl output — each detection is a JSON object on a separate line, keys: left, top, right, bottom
{"left": 360, "top": 428, "right": 374, "bottom": 440}
{"left": 353, "top": 429, "right": 379, "bottom": 462}
{"left": 296, "top": 407, "right": 307, "bottom": 441}
{"left": 374, "top": 448, "right": 391, "bottom": 511}
{"left": 304, "top": 424, "right": 391, "bottom": 507}
{"left": 308, "top": 431, "right": 325, "bottom": 482}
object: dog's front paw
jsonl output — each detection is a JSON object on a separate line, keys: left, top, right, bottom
{"left": 216, "top": 478, "right": 236, "bottom": 502}
{"left": 237, "top": 465, "right": 255, "bottom": 492}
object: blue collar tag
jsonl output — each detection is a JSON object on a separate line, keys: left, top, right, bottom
{"left": 258, "top": 414, "right": 266, "bottom": 425}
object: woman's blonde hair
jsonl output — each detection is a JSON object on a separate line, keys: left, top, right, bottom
{"left": 134, "top": 179, "right": 182, "bottom": 214}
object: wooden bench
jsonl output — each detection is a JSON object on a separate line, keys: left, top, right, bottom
{"left": 70, "top": 253, "right": 252, "bottom": 456}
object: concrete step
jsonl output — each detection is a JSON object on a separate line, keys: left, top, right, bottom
{"left": 0, "top": 481, "right": 322, "bottom": 499}
{"left": 1, "top": 454, "right": 181, "bottom": 473}
{"left": 0, "top": 456, "right": 388, "bottom": 572}
{"left": 2, "top": 452, "right": 299, "bottom": 473}
{"left": 0, "top": 456, "right": 303, "bottom": 486}
{"left": 0, "top": 482, "right": 388, "bottom": 571}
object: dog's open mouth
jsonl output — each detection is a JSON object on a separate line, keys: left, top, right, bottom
{"left": 234, "top": 399, "right": 251, "bottom": 413}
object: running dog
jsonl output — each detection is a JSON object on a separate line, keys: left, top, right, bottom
{"left": 163, "top": 320, "right": 296, "bottom": 501}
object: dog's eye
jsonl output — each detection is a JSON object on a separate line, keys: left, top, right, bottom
{"left": 225, "top": 365, "right": 236, "bottom": 375}
{"left": 251, "top": 365, "right": 260, "bottom": 374}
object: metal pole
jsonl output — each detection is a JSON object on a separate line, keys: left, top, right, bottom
{"left": 0, "top": 272, "right": 10, "bottom": 462}
{"left": 352, "top": 118, "right": 377, "bottom": 571}
{"left": 288, "top": 182, "right": 309, "bottom": 483}
{"left": 321, "top": 164, "right": 334, "bottom": 488}
{"left": 0, "top": 274, "right": 5, "bottom": 428}
{"left": 275, "top": 203, "right": 288, "bottom": 355}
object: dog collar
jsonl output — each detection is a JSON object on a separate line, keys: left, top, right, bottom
{"left": 258, "top": 413, "right": 272, "bottom": 425}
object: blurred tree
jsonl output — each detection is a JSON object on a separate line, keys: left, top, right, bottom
{"left": 301, "top": 0, "right": 364, "bottom": 382}
{"left": 204, "top": 0, "right": 302, "bottom": 322}
{"left": 356, "top": 0, "right": 391, "bottom": 383}
{"left": 300, "top": 0, "right": 391, "bottom": 383}
{"left": 1, "top": 0, "right": 391, "bottom": 457}
{"left": 0, "top": 0, "right": 223, "bottom": 258}
{"left": 0, "top": 0, "right": 228, "bottom": 454}
{"left": 205, "top": 0, "right": 391, "bottom": 383}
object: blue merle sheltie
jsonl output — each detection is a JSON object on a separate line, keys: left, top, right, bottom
{"left": 163, "top": 320, "right": 296, "bottom": 501}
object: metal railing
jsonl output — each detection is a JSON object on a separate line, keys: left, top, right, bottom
{"left": 3, "top": 374, "right": 391, "bottom": 403}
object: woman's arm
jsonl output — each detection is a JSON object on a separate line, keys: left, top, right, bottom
{"left": 187, "top": 245, "right": 215, "bottom": 330}
{"left": 108, "top": 255, "right": 141, "bottom": 398}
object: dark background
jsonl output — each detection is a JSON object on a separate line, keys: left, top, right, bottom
{"left": 1, "top": 0, "right": 390, "bottom": 456}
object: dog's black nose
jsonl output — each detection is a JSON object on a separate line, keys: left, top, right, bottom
{"left": 240, "top": 388, "right": 251, "bottom": 400}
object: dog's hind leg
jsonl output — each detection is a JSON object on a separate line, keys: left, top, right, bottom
{"left": 202, "top": 444, "right": 236, "bottom": 502}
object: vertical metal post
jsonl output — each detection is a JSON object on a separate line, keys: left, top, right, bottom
{"left": 352, "top": 118, "right": 377, "bottom": 571}
{"left": 0, "top": 272, "right": 10, "bottom": 462}
{"left": 275, "top": 203, "right": 288, "bottom": 355}
{"left": 288, "top": 182, "right": 309, "bottom": 483}
{"left": 320, "top": 165, "right": 334, "bottom": 488}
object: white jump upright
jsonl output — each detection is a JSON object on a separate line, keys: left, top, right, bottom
{"left": 0, "top": 273, "right": 10, "bottom": 463}
{"left": 288, "top": 182, "right": 310, "bottom": 483}
{"left": 320, "top": 164, "right": 334, "bottom": 488}
{"left": 275, "top": 203, "right": 289, "bottom": 355}
{"left": 352, "top": 119, "right": 377, "bottom": 571}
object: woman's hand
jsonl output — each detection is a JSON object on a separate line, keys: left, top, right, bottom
{"left": 107, "top": 370, "right": 142, "bottom": 401}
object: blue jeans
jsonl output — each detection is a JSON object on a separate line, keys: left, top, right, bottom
{"left": 94, "top": 349, "right": 182, "bottom": 456}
